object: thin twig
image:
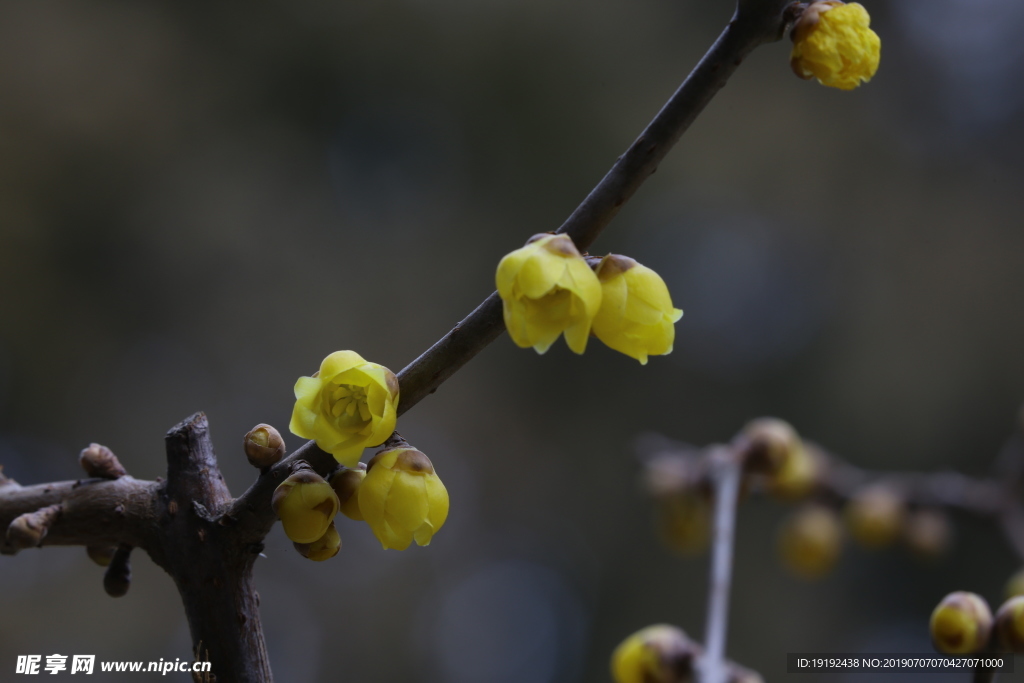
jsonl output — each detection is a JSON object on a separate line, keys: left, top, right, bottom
{"left": 701, "top": 447, "right": 743, "bottom": 683}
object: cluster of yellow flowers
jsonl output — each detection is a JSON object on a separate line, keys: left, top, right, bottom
{"left": 790, "top": 1, "right": 881, "bottom": 90}
{"left": 280, "top": 351, "right": 449, "bottom": 555}
{"left": 496, "top": 233, "right": 683, "bottom": 364}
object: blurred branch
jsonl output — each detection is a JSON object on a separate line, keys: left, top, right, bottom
{"left": 701, "top": 448, "right": 743, "bottom": 683}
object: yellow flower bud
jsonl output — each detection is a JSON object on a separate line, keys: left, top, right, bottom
{"left": 930, "top": 592, "right": 992, "bottom": 654}
{"left": 293, "top": 521, "right": 342, "bottom": 562}
{"left": 244, "top": 423, "right": 286, "bottom": 469}
{"left": 740, "top": 417, "right": 801, "bottom": 477}
{"left": 86, "top": 545, "right": 117, "bottom": 567}
{"left": 790, "top": 1, "right": 880, "bottom": 90}
{"left": 903, "top": 508, "right": 952, "bottom": 560}
{"left": 329, "top": 463, "right": 367, "bottom": 521}
{"left": 358, "top": 446, "right": 449, "bottom": 550}
{"left": 845, "top": 485, "right": 905, "bottom": 549}
{"left": 778, "top": 504, "right": 843, "bottom": 579}
{"left": 656, "top": 493, "right": 710, "bottom": 555}
{"left": 996, "top": 596, "right": 1024, "bottom": 653}
{"left": 1006, "top": 567, "right": 1024, "bottom": 600}
{"left": 496, "top": 233, "right": 603, "bottom": 354}
{"left": 767, "top": 442, "right": 821, "bottom": 501}
{"left": 272, "top": 470, "right": 340, "bottom": 544}
{"left": 289, "top": 350, "right": 399, "bottom": 467}
{"left": 610, "top": 624, "right": 698, "bottom": 683}
{"left": 591, "top": 254, "right": 682, "bottom": 364}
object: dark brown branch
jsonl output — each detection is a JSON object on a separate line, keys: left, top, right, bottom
{"left": 0, "top": 477, "right": 159, "bottom": 554}
{"left": 148, "top": 413, "right": 273, "bottom": 683}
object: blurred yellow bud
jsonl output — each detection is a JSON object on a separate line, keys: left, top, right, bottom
{"left": 244, "top": 423, "right": 286, "bottom": 469}
{"left": 903, "top": 508, "right": 952, "bottom": 560}
{"left": 740, "top": 418, "right": 801, "bottom": 476}
{"left": 768, "top": 444, "right": 821, "bottom": 502}
{"left": 656, "top": 493, "right": 710, "bottom": 555}
{"left": 289, "top": 350, "right": 399, "bottom": 467}
{"left": 359, "top": 446, "right": 449, "bottom": 550}
{"left": 845, "top": 485, "right": 904, "bottom": 549}
{"left": 1006, "top": 567, "right": 1024, "bottom": 600}
{"left": 86, "top": 545, "right": 117, "bottom": 567}
{"left": 591, "top": 254, "right": 682, "bottom": 365}
{"left": 610, "top": 624, "right": 698, "bottom": 683}
{"left": 996, "top": 596, "right": 1024, "bottom": 653}
{"left": 790, "top": 1, "right": 880, "bottom": 90}
{"left": 778, "top": 504, "right": 843, "bottom": 579}
{"left": 272, "top": 469, "right": 340, "bottom": 544}
{"left": 930, "top": 592, "right": 993, "bottom": 654}
{"left": 329, "top": 463, "right": 367, "bottom": 521}
{"left": 496, "top": 233, "right": 602, "bottom": 354}
{"left": 293, "top": 521, "right": 342, "bottom": 562}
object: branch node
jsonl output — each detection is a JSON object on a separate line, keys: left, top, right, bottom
{"left": 79, "top": 443, "right": 128, "bottom": 480}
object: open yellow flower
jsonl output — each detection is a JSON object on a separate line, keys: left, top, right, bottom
{"left": 591, "top": 255, "right": 682, "bottom": 364}
{"left": 791, "top": 1, "right": 880, "bottom": 90}
{"left": 358, "top": 446, "right": 449, "bottom": 550}
{"left": 496, "top": 233, "right": 602, "bottom": 354}
{"left": 289, "top": 350, "right": 399, "bottom": 467}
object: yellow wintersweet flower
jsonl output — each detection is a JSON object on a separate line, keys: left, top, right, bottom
{"left": 289, "top": 350, "right": 399, "bottom": 467}
{"left": 791, "top": 1, "right": 880, "bottom": 90}
{"left": 272, "top": 469, "right": 340, "bottom": 544}
{"left": 496, "top": 233, "right": 602, "bottom": 354}
{"left": 358, "top": 445, "right": 449, "bottom": 550}
{"left": 611, "top": 624, "right": 695, "bottom": 683}
{"left": 591, "top": 255, "right": 682, "bottom": 364}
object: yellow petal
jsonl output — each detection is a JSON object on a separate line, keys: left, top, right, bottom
{"left": 320, "top": 350, "right": 367, "bottom": 380}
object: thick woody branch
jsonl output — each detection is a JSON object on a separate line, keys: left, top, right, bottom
{"left": 0, "top": 476, "right": 160, "bottom": 555}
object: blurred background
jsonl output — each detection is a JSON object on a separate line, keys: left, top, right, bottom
{"left": 2, "top": 0, "right": 1024, "bottom": 680}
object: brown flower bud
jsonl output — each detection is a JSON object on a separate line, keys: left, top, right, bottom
{"left": 103, "top": 545, "right": 133, "bottom": 598}
{"left": 86, "top": 545, "right": 117, "bottom": 567}
{"left": 996, "top": 596, "right": 1024, "bottom": 652}
{"left": 930, "top": 592, "right": 992, "bottom": 654}
{"left": 79, "top": 444, "right": 127, "bottom": 480}
{"left": 244, "top": 424, "right": 286, "bottom": 469}
{"left": 6, "top": 504, "right": 62, "bottom": 550}
{"left": 329, "top": 464, "right": 367, "bottom": 521}
{"left": 293, "top": 521, "right": 342, "bottom": 562}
